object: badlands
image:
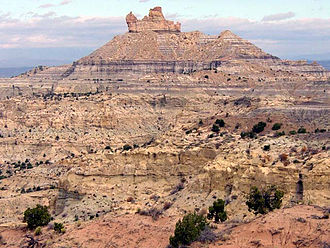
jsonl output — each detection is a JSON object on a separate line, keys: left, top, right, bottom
{"left": 0, "top": 6, "right": 329, "bottom": 248}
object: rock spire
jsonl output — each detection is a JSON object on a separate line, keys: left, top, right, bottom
{"left": 126, "top": 6, "right": 181, "bottom": 33}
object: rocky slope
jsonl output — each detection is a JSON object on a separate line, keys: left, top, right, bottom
{"left": 0, "top": 90, "right": 329, "bottom": 225}
{"left": 0, "top": 205, "right": 328, "bottom": 248}
{"left": 0, "top": 5, "right": 329, "bottom": 248}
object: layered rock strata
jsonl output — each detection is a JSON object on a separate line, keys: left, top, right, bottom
{"left": 12, "top": 7, "right": 328, "bottom": 80}
{"left": 126, "top": 6, "right": 181, "bottom": 33}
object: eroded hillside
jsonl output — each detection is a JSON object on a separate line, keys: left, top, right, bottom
{"left": 0, "top": 5, "right": 329, "bottom": 248}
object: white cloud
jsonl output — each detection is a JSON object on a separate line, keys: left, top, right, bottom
{"left": 39, "top": 4, "right": 55, "bottom": 9}
{"left": 38, "top": 0, "right": 73, "bottom": 9}
{"left": 26, "top": 35, "right": 57, "bottom": 43}
{"left": 0, "top": 13, "right": 125, "bottom": 48}
{"left": 262, "top": 12, "right": 295, "bottom": 22}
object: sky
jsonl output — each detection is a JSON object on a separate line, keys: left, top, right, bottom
{"left": 0, "top": 0, "right": 330, "bottom": 67}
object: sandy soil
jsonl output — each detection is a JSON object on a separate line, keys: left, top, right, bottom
{"left": 0, "top": 205, "right": 328, "bottom": 248}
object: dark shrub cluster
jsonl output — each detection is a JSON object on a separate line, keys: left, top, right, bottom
{"left": 122, "top": 144, "right": 132, "bottom": 151}
{"left": 54, "top": 222, "right": 65, "bottom": 233}
{"left": 315, "top": 128, "right": 326, "bottom": 133}
{"left": 207, "top": 199, "right": 227, "bottom": 223}
{"left": 215, "top": 119, "right": 225, "bottom": 127}
{"left": 23, "top": 205, "right": 51, "bottom": 229}
{"left": 297, "top": 127, "right": 307, "bottom": 134}
{"left": 274, "top": 131, "right": 285, "bottom": 137}
{"left": 169, "top": 213, "right": 207, "bottom": 248}
{"left": 252, "top": 122, "right": 267, "bottom": 133}
{"left": 246, "top": 186, "right": 284, "bottom": 215}
{"left": 211, "top": 119, "right": 225, "bottom": 133}
{"left": 263, "top": 145, "right": 270, "bottom": 151}
{"left": 240, "top": 131, "right": 256, "bottom": 139}
{"left": 271, "top": 123, "right": 282, "bottom": 130}
{"left": 241, "top": 121, "right": 267, "bottom": 139}
{"left": 167, "top": 185, "right": 285, "bottom": 247}
{"left": 211, "top": 124, "right": 220, "bottom": 133}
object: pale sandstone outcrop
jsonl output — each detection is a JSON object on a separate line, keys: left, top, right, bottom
{"left": 126, "top": 7, "right": 181, "bottom": 33}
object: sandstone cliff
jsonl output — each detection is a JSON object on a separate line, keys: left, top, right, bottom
{"left": 126, "top": 7, "right": 181, "bottom": 33}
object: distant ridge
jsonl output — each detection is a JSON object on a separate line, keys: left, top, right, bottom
{"left": 13, "top": 6, "right": 330, "bottom": 80}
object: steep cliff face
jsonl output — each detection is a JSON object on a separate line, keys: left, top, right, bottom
{"left": 71, "top": 8, "right": 278, "bottom": 77}
{"left": 77, "top": 30, "right": 275, "bottom": 64}
{"left": 126, "top": 6, "right": 181, "bottom": 33}
{"left": 68, "top": 29, "right": 281, "bottom": 78}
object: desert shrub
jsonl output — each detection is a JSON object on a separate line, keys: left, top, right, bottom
{"left": 263, "top": 145, "right": 270, "bottom": 151}
{"left": 211, "top": 124, "right": 220, "bottom": 133}
{"left": 23, "top": 205, "right": 51, "bottom": 229}
{"left": 150, "top": 194, "right": 160, "bottom": 201}
{"left": 169, "top": 213, "right": 208, "bottom": 248}
{"left": 240, "top": 131, "right": 256, "bottom": 139}
{"left": 197, "top": 226, "right": 218, "bottom": 243}
{"left": 122, "top": 144, "right": 132, "bottom": 151}
{"left": 207, "top": 199, "right": 227, "bottom": 223}
{"left": 138, "top": 207, "right": 162, "bottom": 221}
{"left": 20, "top": 163, "right": 26, "bottom": 170}
{"left": 274, "top": 131, "right": 285, "bottom": 137}
{"left": 54, "top": 222, "right": 65, "bottom": 233}
{"left": 185, "top": 129, "right": 192, "bottom": 135}
{"left": 34, "top": 226, "right": 42, "bottom": 236}
{"left": 246, "top": 186, "right": 284, "bottom": 215}
{"left": 289, "top": 130, "right": 297, "bottom": 135}
{"left": 252, "top": 122, "right": 267, "bottom": 133}
{"left": 215, "top": 119, "right": 225, "bottom": 127}
{"left": 297, "top": 127, "right": 307, "bottom": 134}
{"left": 272, "top": 123, "right": 282, "bottom": 130}
{"left": 126, "top": 196, "right": 134, "bottom": 203}
{"left": 170, "top": 182, "right": 185, "bottom": 195}
{"left": 163, "top": 202, "right": 173, "bottom": 210}
{"left": 105, "top": 145, "right": 111, "bottom": 150}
